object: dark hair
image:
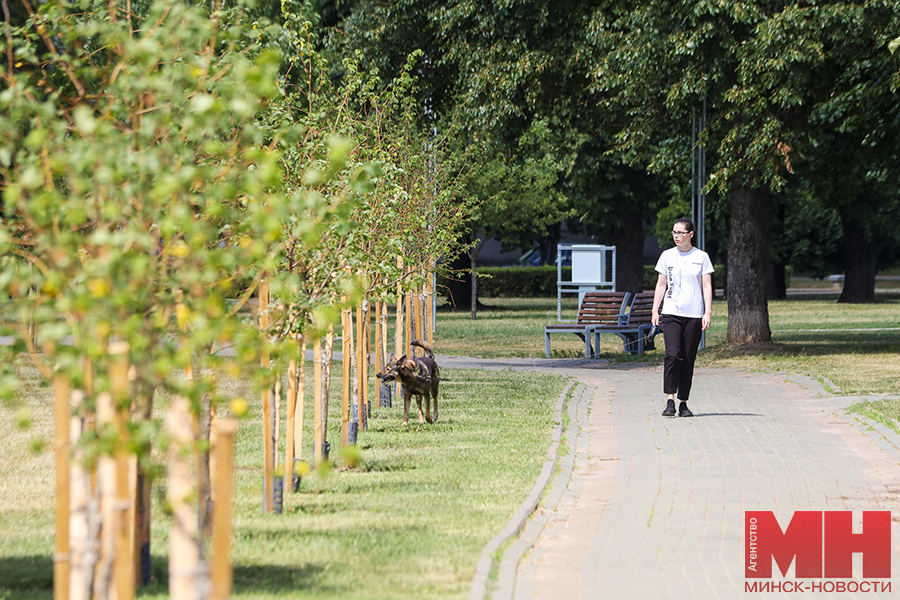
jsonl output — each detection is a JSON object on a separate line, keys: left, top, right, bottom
{"left": 674, "top": 217, "right": 695, "bottom": 247}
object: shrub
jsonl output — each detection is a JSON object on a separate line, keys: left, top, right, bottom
{"left": 438, "top": 264, "right": 725, "bottom": 299}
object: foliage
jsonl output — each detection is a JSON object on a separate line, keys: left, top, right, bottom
{"left": 890, "top": 34, "right": 900, "bottom": 89}
{"left": 259, "top": 12, "right": 472, "bottom": 341}
{"left": 781, "top": 184, "right": 843, "bottom": 279}
{"left": 460, "top": 119, "right": 572, "bottom": 257}
{"left": 0, "top": 0, "right": 289, "bottom": 410}
{"left": 313, "top": 1, "right": 666, "bottom": 266}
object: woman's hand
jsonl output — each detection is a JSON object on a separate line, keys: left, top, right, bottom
{"left": 702, "top": 312, "right": 711, "bottom": 331}
{"left": 652, "top": 273, "right": 666, "bottom": 327}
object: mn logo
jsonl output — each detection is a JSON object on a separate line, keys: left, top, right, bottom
{"left": 745, "top": 511, "right": 891, "bottom": 578}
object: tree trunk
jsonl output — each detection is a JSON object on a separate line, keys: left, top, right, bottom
{"left": 197, "top": 390, "right": 212, "bottom": 546}
{"left": 469, "top": 250, "right": 477, "bottom": 320}
{"left": 838, "top": 204, "right": 877, "bottom": 303}
{"left": 442, "top": 251, "right": 488, "bottom": 310}
{"left": 726, "top": 185, "right": 772, "bottom": 345}
{"left": 611, "top": 202, "right": 645, "bottom": 292}
{"left": 766, "top": 198, "right": 787, "bottom": 300}
{"left": 766, "top": 260, "right": 787, "bottom": 300}
{"left": 443, "top": 253, "right": 470, "bottom": 308}
{"left": 539, "top": 222, "right": 562, "bottom": 265}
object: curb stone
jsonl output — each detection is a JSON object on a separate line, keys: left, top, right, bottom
{"left": 468, "top": 381, "right": 575, "bottom": 600}
{"left": 492, "top": 383, "right": 594, "bottom": 600}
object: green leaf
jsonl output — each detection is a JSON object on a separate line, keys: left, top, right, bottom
{"left": 73, "top": 105, "right": 97, "bottom": 134}
{"left": 889, "top": 35, "right": 900, "bottom": 55}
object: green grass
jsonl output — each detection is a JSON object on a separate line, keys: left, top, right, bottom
{"left": 704, "top": 295, "right": 900, "bottom": 395}
{"left": 436, "top": 294, "right": 900, "bottom": 395}
{"left": 4, "top": 290, "right": 900, "bottom": 598}
{"left": 0, "top": 362, "right": 566, "bottom": 600}
{"left": 848, "top": 400, "right": 900, "bottom": 437}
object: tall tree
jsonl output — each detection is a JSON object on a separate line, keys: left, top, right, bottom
{"left": 800, "top": 5, "right": 900, "bottom": 302}
{"left": 313, "top": 0, "right": 666, "bottom": 292}
{"left": 590, "top": 0, "right": 900, "bottom": 343}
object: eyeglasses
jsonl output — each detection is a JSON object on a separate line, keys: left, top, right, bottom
{"left": 672, "top": 231, "right": 690, "bottom": 237}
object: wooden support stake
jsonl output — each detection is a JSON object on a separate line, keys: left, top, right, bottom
{"left": 169, "top": 344, "right": 202, "bottom": 599}
{"left": 209, "top": 404, "right": 219, "bottom": 503}
{"left": 295, "top": 335, "right": 306, "bottom": 466}
{"left": 53, "top": 374, "right": 70, "bottom": 600}
{"left": 394, "top": 296, "right": 403, "bottom": 398}
{"left": 413, "top": 289, "right": 423, "bottom": 351}
{"left": 425, "top": 277, "right": 435, "bottom": 346}
{"left": 259, "top": 280, "right": 274, "bottom": 513}
{"left": 342, "top": 308, "right": 352, "bottom": 448}
{"left": 285, "top": 336, "right": 298, "bottom": 486}
{"left": 273, "top": 378, "right": 281, "bottom": 473}
{"left": 373, "top": 300, "right": 383, "bottom": 374}
{"left": 380, "top": 301, "right": 389, "bottom": 368}
{"left": 210, "top": 418, "right": 238, "bottom": 600}
{"left": 356, "top": 303, "right": 365, "bottom": 430}
{"left": 323, "top": 326, "right": 333, "bottom": 443}
{"left": 69, "top": 392, "right": 89, "bottom": 600}
{"left": 110, "top": 343, "right": 135, "bottom": 600}
{"left": 313, "top": 338, "right": 323, "bottom": 464}
{"left": 395, "top": 257, "right": 404, "bottom": 397}
{"left": 97, "top": 383, "right": 116, "bottom": 598}
{"left": 405, "top": 292, "right": 412, "bottom": 356}
{"left": 361, "top": 301, "right": 369, "bottom": 427}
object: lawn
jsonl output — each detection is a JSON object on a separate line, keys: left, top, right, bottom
{"left": 0, "top": 361, "right": 567, "bottom": 600}
{"left": 2, "top": 289, "right": 900, "bottom": 598}
{"left": 437, "top": 293, "right": 900, "bottom": 395}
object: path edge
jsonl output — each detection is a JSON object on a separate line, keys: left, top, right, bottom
{"left": 468, "top": 380, "right": 575, "bottom": 600}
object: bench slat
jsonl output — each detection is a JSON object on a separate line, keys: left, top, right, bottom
{"left": 545, "top": 291, "right": 631, "bottom": 358}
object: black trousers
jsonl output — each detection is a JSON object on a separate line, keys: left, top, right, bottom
{"left": 661, "top": 314, "right": 703, "bottom": 401}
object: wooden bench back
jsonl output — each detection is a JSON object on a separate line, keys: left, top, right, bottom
{"left": 575, "top": 291, "right": 629, "bottom": 326}
{"left": 624, "top": 291, "right": 656, "bottom": 326}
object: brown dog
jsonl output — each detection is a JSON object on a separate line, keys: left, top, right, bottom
{"left": 376, "top": 339, "right": 440, "bottom": 425}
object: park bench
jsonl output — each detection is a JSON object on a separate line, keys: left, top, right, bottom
{"left": 590, "top": 291, "right": 659, "bottom": 356}
{"left": 544, "top": 291, "right": 631, "bottom": 358}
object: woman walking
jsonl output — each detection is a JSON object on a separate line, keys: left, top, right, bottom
{"left": 651, "top": 218, "right": 714, "bottom": 417}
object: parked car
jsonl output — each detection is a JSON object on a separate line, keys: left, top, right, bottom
{"left": 514, "top": 248, "right": 572, "bottom": 267}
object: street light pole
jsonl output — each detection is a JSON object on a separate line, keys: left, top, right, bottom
{"left": 692, "top": 100, "right": 708, "bottom": 348}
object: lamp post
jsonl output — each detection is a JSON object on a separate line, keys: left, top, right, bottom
{"left": 692, "top": 100, "right": 707, "bottom": 349}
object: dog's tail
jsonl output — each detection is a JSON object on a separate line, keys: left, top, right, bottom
{"left": 410, "top": 339, "right": 434, "bottom": 358}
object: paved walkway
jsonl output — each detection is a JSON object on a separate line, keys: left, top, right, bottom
{"left": 440, "top": 357, "right": 900, "bottom": 600}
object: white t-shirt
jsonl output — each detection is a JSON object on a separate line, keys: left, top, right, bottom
{"left": 655, "top": 246, "right": 714, "bottom": 318}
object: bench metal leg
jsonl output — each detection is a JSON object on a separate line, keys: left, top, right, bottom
{"left": 545, "top": 332, "right": 551, "bottom": 359}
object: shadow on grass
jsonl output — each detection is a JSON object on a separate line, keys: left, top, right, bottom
{"left": 773, "top": 334, "right": 900, "bottom": 357}
{"left": 233, "top": 563, "right": 329, "bottom": 594}
{"left": 0, "top": 555, "right": 52, "bottom": 593}
{"left": 703, "top": 334, "right": 900, "bottom": 359}
{"left": 0, "top": 554, "right": 329, "bottom": 597}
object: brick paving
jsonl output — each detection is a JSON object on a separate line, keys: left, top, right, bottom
{"left": 442, "top": 357, "right": 900, "bottom": 600}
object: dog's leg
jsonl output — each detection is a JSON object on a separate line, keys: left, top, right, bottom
{"left": 431, "top": 379, "right": 439, "bottom": 423}
{"left": 402, "top": 391, "right": 412, "bottom": 426}
{"left": 416, "top": 394, "right": 426, "bottom": 424}
{"left": 423, "top": 391, "right": 433, "bottom": 424}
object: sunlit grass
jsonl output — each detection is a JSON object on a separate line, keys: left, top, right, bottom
{"left": 0, "top": 362, "right": 566, "bottom": 600}
{"left": 3, "top": 289, "right": 900, "bottom": 598}
{"left": 435, "top": 294, "right": 900, "bottom": 395}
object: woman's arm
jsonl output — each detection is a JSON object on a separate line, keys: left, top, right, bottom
{"left": 701, "top": 273, "right": 713, "bottom": 330}
{"left": 651, "top": 273, "right": 667, "bottom": 326}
